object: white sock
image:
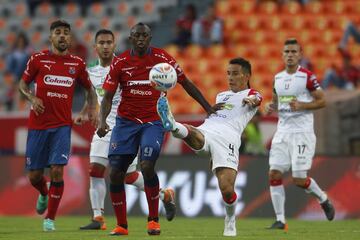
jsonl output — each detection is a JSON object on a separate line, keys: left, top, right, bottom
{"left": 172, "top": 122, "right": 189, "bottom": 138}
{"left": 224, "top": 200, "right": 236, "bottom": 218}
{"left": 90, "top": 177, "right": 106, "bottom": 218}
{"left": 131, "top": 171, "right": 145, "bottom": 191}
{"left": 305, "top": 178, "right": 327, "bottom": 203}
{"left": 270, "top": 185, "right": 286, "bottom": 223}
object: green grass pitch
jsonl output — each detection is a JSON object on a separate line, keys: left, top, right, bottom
{"left": 0, "top": 216, "right": 359, "bottom": 240}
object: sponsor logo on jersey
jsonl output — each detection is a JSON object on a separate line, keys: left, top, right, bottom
{"left": 40, "top": 60, "right": 56, "bottom": 64}
{"left": 223, "top": 104, "right": 234, "bottom": 110}
{"left": 279, "top": 95, "right": 296, "bottom": 103}
{"left": 47, "top": 91, "right": 68, "bottom": 99}
{"left": 44, "top": 64, "right": 51, "bottom": 71}
{"left": 130, "top": 89, "right": 152, "bottom": 96}
{"left": 44, "top": 75, "right": 74, "bottom": 87}
{"left": 127, "top": 80, "right": 151, "bottom": 86}
{"left": 64, "top": 62, "right": 79, "bottom": 66}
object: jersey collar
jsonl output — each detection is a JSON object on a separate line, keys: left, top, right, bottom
{"left": 130, "top": 47, "right": 152, "bottom": 57}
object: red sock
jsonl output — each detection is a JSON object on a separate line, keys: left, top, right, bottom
{"left": 144, "top": 183, "right": 159, "bottom": 220}
{"left": 110, "top": 184, "right": 127, "bottom": 228}
{"left": 45, "top": 181, "right": 64, "bottom": 220}
{"left": 31, "top": 176, "right": 48, "bottom": 196}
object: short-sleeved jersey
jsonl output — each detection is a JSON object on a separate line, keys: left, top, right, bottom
{"left": 273, "top": 66, "right": 321, "bottom": 133}
{"left": 199, "top": 89, "right": 262, "bottom": 146}
{"left": 87, "top": 58, "right": 121, "bottom": 129}
{"left": 103, "top": 47, "right": 186, "bottom": 123}
{"left": 22, "top": 50, "right": 92, "bottom": 130}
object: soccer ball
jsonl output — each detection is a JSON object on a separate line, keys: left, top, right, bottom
{"left": 149, "top": 62, "right": 177, "bottom": 92}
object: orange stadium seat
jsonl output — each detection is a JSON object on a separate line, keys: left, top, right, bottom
{"left": 256, "top": 1, "right": 278, "bottom": 15}
{"left": 61, "top": 2, "right": 81, "bottom": 19}
{"left": 14, "top": 2, "right": 28, "bottom": 18}
{"left": 116, "top": 2, "right": 129, "bottom": 15}
{"left": 88, "top": 2, "right": 105, "bottom": 18}
{"left": 164, "top": 44, "right": 180, "bottom": 59}
{"left": 281, "top": 1, "right": 302, "bottom": 14}
{"left": 183, "top": 45, "right": 204, "bottom": 59}
{"left": 144, "top": 0, "right": 154, "bottom": 14}
{"left": 35, "top": 2, "right": 55, "bottom": 18}
{"left": 305, "top": 0, "right": 325, "bottom": 14}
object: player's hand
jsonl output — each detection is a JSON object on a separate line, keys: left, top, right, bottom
{"left": 88, "top": 107, "right": 99, "bottom": 128}
{"left": 265, "top": 102, "right": 277, "bottom": 115}
{"left": 97, "top": 122, "right": 110, "bottom": 138}
{"left": 30, "top": 96, "right": 45, "bottom": 116}
{"left": 211, "top": 103, "right": 225, "bottom": 112}
{"left": 73, "top": 114, "right": 86, "bottom": 125}
{"left": 289, "top": 99, "right": 302, "bottom": 111}
{"left": 243, "top": 95, "right": 259, "bottom": 108}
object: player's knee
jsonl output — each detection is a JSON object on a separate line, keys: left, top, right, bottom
{"left": 269, "top": 169, "right": 282, "bottom": 180}
{"left": 140, "top": 161, "right": 155, "bottom": 179}
{"left": 293, "top": 177, "right": 310, "bottom": 188}
{"left": 109, "top": 168, "right": 126, "bottom": 184}
{"left": 28, "top": 172, "right": 43, "bottom": 184}
{"left": 50, "top": 165, "right": 64, "bottom": 181}
{"left": 89, "top": 163, "right": 105, "bottom": 178}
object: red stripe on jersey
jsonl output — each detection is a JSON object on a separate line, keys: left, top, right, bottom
{"left": 298, "top": 66, "right": 320, "bottom": 92}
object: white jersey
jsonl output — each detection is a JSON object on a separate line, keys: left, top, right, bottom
{"left": 274, "top": 66, "right": 321, "bottom": 133}
{"left": 87, "top": 59, "right": 121, "bottom": 129}
{"left": 199, "top": 89, "right": 262, "bottom": 146}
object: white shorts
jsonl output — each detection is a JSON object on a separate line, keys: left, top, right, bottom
{"left": 89, "top": 134, "right": 138, "bottom": 173}
{"left": 269, "top": 132, "right": 316, "bottom": 172}
{"left": 195, "top": 127, "right": 240, "bottom": 173}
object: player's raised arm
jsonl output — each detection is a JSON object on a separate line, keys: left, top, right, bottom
{"left": 19, "top": 78, "right": 45, "bottom": 116}
{"left": 180, "top": 78, "right": 215, "bottom": 115}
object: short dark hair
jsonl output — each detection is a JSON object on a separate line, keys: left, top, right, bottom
{"left": 284, "top": 38, "right": 299, "bottom": 46}
{"left": 229, "top": 57, "right": 252, "bottom": 75}
{"left": 50, "top": 20, "right": 71, "bottom": 31}
{"left": 130, "top": 22, "right": 151, "bottom": 35}
{"left": 95, "top": 29, "right": 114, "bottom": 42}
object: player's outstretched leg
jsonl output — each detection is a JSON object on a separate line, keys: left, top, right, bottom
{"left": 157, "top": 96, "right": 176, "bottom": 131}
{"left": 160, "top": 188, "right": 176, "bottom": 221}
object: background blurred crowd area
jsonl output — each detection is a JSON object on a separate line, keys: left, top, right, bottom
{"left": 1, "top": 0, "right": 360, "bottom": 115}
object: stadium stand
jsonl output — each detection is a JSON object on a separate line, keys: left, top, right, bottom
{"left": 0, "top": 0, "right": 360, "bottom": 113}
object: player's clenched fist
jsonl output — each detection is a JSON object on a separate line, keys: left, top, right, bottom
{"left": 97, "top": 122, "right": 110, "bottom": 138}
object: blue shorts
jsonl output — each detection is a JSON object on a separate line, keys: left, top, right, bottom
{"left": 108, "top": 117, "right": 165, "bottom": 166}
{"left": 25, "top": 125, "right": 71, "bottom": 170}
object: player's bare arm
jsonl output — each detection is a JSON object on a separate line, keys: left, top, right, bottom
{"left": 19, "top": 79, "right": 45, "bottom": 116}
{"left": 180, "top": 78, "right": 215, "bottom": 115}
{"left": 265, "top": 92, "right": 278, "bottom": 114}
{"left": 84, "top": 87, "right": 98, "bottom": 127}
{"left": 289, "top": 89, "right": 326, "bottom": 111}
{"left": 97, "top": 89, "right": 114, "bottom": 137}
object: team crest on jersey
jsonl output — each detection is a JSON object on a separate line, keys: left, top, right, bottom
{"left": 111, "top": 142, "right": 117, "bottom": 150}
{"left": 69, "top": 67, "right": 76, "bottom": 74}
{"left": 26, "top": 157, "right": 31, "bottom": 165}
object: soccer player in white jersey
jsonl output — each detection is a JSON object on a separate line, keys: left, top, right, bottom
{"left": 157, "top": 57, "right": 262, "bottom": 237}
{"left": 265, "top": 38, "right": 335, "bottom": 230}
{"left": 74, "top": 29, "right": 176, "bottom": 230}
